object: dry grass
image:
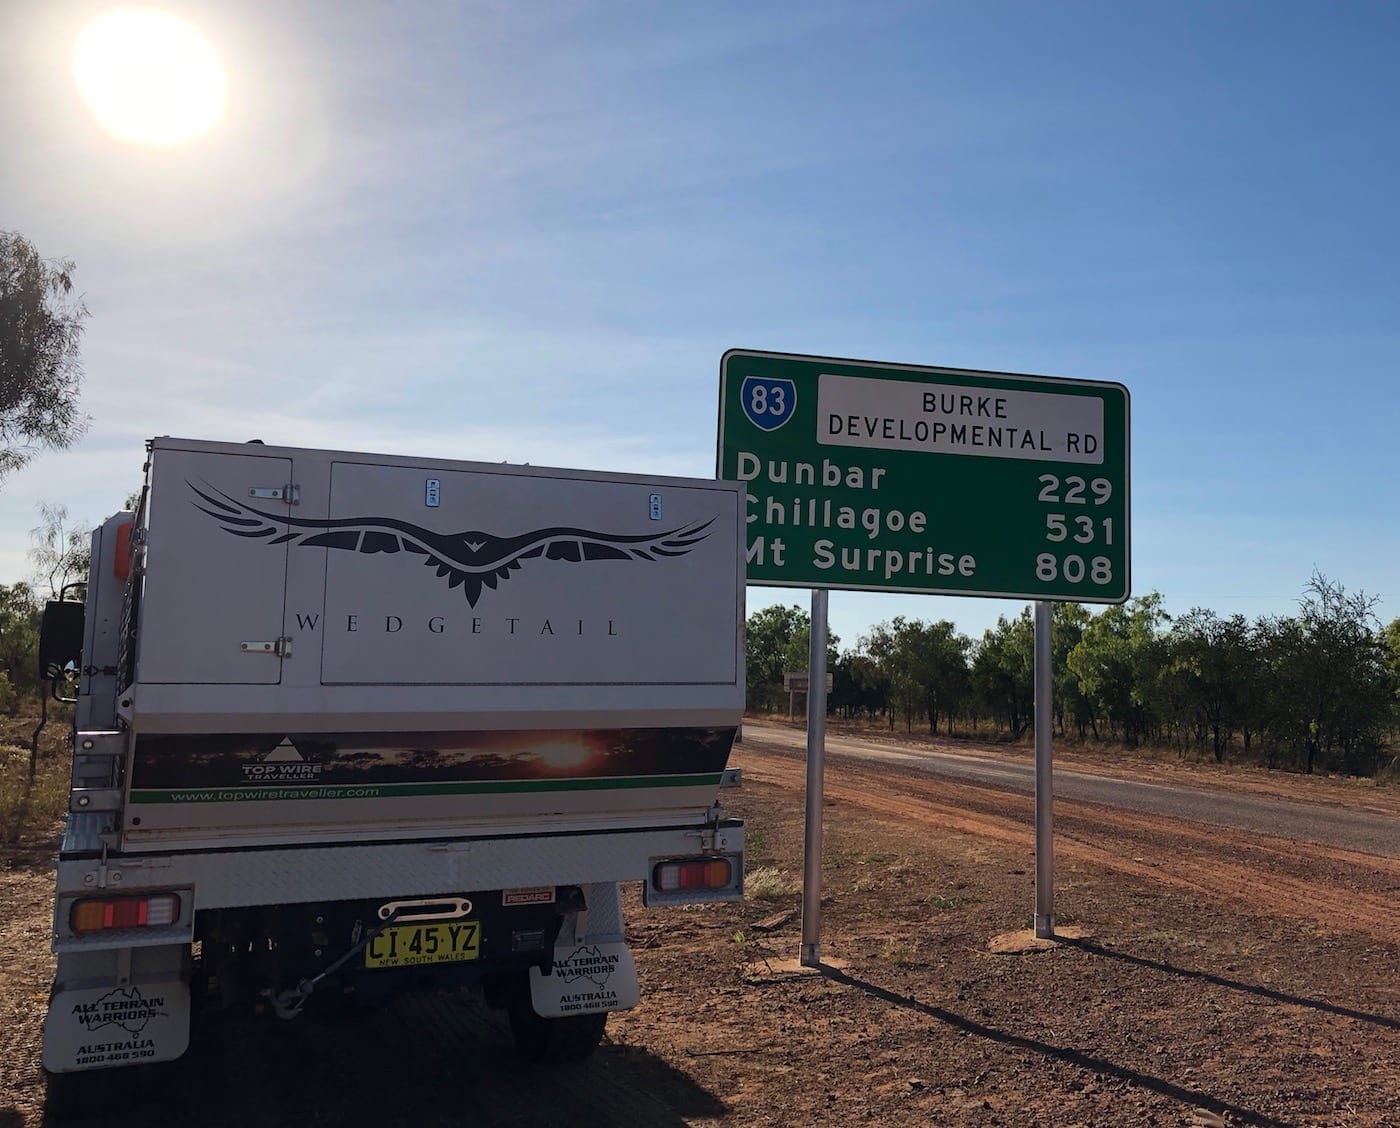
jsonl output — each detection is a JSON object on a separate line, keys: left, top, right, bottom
{"left": 0, "top": 711, "right": 72, "bottom": 846}
{"left": 0, "top": 746, "right": 68, "bottom": 846}
{"left": 744, "top": 865, "right": 801, "bottom": 900}
{"left": 878, "top": 937, "right": 920, "bottom": 966}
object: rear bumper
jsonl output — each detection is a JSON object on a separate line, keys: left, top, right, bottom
{"left": 54, "top": 820, "right": 743, "bottom": 928}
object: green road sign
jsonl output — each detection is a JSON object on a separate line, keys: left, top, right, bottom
{"left": 717, "top": 349, "right": 1130, "bottom": 603}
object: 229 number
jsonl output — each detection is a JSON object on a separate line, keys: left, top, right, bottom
{"left": 1037, "top": 475, "right": 1112, "bottom": 505}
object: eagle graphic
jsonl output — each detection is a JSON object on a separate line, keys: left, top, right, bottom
{"left": 190, "top": 482, "right": 715, "bottom": 607}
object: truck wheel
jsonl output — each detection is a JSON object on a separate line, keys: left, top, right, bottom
{"left": 44, "top": 1068, "right": 135, "bottom": 1122}
{"left": 506, "top": 1003, "right": 608, "bottom": 1063}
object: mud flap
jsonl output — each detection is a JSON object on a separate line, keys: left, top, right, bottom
{"left": 43, "top": 980, "right": 190, "bottom": 1073}
{"left": 527, "top": 941, "right": 639, "bottom": 1017}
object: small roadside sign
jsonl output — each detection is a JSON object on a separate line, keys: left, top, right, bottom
{"left": 782, "top": 672, "right": 834, "bottom": 693}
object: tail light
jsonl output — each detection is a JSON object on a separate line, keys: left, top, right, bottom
{"left": 70, "top": 893, "right": 180, "bottom": 934}
{"left": 114, "top": 520, "right": 134, "bottom": 580}
{"left": 652, "top": 857, "right": 733, "bottom": 894}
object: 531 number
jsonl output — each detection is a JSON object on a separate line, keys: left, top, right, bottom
{"left": 1045, "top": 514, "right": 1113, "bottom": 544}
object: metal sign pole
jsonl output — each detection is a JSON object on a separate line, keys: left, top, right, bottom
{"left": 1034, "top": 600, "right": 1055, "bottom": 939}
{"left": 800, "top": 588, "right": 829, "bottom": 967}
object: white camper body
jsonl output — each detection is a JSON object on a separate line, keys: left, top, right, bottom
{"left": 43, "top": 438, "right": 745, "bottom": 1085}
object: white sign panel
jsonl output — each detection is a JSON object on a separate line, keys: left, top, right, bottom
{"left": 817, "top": 373, "right": 1106, "bottom": 465}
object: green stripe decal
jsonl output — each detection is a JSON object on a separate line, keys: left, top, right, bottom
{"left": 129, "top": 773, "right": 724, "bottom": 805}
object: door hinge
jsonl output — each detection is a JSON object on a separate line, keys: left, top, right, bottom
{"left": 70, "top": 731, "right": 127, "bottom": 813}
{"left": 240, "top": 637, "right": 292, "bottom": 657}
{"left": 249, "top": 484, "right": 300, "bottom": 504}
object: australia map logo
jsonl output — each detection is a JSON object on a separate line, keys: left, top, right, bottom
{"left": 190, "top": 482, "right": 714, "bottom": 608}
{"left": 554, "top": 945, "right": 619, "bottom": 990}
{"left": 71, "top": 987, "right": 168, "bottom": 1035}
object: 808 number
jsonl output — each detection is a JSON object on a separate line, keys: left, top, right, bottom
{"left": 1036, "top": 554, "right": 1112, "bottom": 585}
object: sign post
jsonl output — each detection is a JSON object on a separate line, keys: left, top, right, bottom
{"left": 800, "top": 589, "right": 829, "bottom": 967}
{"left": 718, "top": 350, "right": 1130, "bottom": 955}
{"left": 1034, "top": 600, "right": 1055, "bottom": 938}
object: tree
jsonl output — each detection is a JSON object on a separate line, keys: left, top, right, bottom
{"left": 30, "top": 502, "right": 91, "bottom": 598}
{"left": 835, "top": 651, "right": 887, "bottom": 720}
{"left": 857, "top": 620, "right": 902, "bottom": 729}
{"left": 1067, "top": 594, "right": 1169, "bottom": 746}
{"left": 971, "top": 611, "right": 1035, "bottom": 738}
{"left": 1264, "top": 574, "right": 1395, "bottom": 775}
{"left": 1170, "top": 608, "right": 1254, "bottom": 762}
{"left": 1383, "top": 618, "right": 1400, "bottom": 694}
{"left": 0, "top": 231, "right": 89, "bottom": 481}
{"left": 743, "top": 603, "right": 843, "bottom": 717}
{"left": 0, "top": 582, "right": 41, "bottom": 713}
{"left": 1051, "top": 603, "right": 1096, "bottom": 739}
{"left": 781, "top": 621, "right": 840, "bottom": 681}
{"left": 745, "top": 604, "right": 807, "bottom": 712}
{"left": 890, "top": 618, "right": 970, "bottom": 737}
{"left": 874, "top": 617, "right": 929, "bottom": 735}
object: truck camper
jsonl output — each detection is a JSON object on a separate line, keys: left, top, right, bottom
{"left": 38, "top": 437, "right": 745, "bottom": 1105}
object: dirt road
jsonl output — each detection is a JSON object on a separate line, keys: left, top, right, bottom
{"left": 742, "top": 721, "right": 1400, "bottom": 857}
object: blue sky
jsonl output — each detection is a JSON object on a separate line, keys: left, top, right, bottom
{"left": 3, "top": 1, "right": 1398, "bottom": 649}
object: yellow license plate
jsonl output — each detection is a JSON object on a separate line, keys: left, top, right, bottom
{"left": 364, "top": 921, "right": 481, "bottom": 969}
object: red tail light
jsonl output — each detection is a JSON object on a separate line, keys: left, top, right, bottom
{"left": 114, "top": 520, "right": 134, "bottom": 580}
{"left": 70, "top": 893, "right": 180, "bottom": 934}
{"left": 653, "top": 858, "right": 733, "bottom": 893}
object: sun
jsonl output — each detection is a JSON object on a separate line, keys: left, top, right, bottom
{"left": 73, "top": 9, "right": 227, "bottom": 144}
{"left": 531, "top": 741, "right": 596, "bottom": 772}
